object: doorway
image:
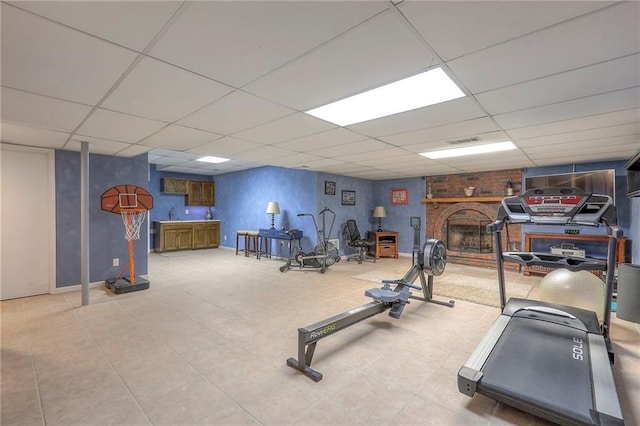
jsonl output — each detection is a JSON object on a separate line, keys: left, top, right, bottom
{"left": 1, "top": 144, "right": 55, "bottom": 300}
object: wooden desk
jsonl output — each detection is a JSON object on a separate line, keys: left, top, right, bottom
{"left": 367, "top": 231, "right": 399, "bottom": 259}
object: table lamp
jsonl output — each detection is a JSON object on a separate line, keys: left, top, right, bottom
{"left": 266, "top": 201, "right": 280, "bottom": 229}
{"left": 373, "top": 206, "right": 386, "bottom": 232}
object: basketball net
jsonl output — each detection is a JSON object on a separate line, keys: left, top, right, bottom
{"left": 120, "top": 209, "right": 147, "bottom": 241}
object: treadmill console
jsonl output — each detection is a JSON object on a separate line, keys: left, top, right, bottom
{"left": 501, "top": 187, "right": 613, "bottom": 225}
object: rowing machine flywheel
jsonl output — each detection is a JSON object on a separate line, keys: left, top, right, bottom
{"left": 422, "top": 239, "right": 446, "bottom": 276}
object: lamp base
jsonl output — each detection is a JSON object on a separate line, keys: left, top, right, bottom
{"left": 377, "top": 227, "right": 383, "bottom": 232}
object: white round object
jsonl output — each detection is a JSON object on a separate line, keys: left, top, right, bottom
{"left": 539, "top": 269, "right": 605, "bottom": 321}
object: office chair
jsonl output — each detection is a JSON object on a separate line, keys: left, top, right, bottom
{"left": 343, "top": 219, "right": 375, "bottom": 263}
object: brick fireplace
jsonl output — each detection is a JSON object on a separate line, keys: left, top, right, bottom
{"left": 423, "top": 170, "right": 522, "bottom": 270}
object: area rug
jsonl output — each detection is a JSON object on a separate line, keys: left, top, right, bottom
{"left": 352, "top": 270, "right": 532, "bottom": 308}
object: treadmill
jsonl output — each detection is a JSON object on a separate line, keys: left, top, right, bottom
{"left": 457, "top": 187, "right": 624, "bottom": 426}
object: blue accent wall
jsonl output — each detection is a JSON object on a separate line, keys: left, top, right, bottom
{"left": 55, "top": 151, "right": 149, "bottom": 288}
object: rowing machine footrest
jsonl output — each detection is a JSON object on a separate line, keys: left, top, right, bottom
{"left": 365, "top": 288, "right": 401, "bottom": 303}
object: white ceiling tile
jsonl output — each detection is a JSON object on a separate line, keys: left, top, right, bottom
{"left": 65, "top": 137, "right": 132, "bottom": 156}
{"left": 116, "top": 144, "right": 153, "bottom": 157}
{"left": 524, "top": 137, "right": 640, "bottom": 156}
{"left": 1, "top": 3, "right": 138, "bottom": 105}
{"left": 381, "top": 117, "right": 500, "bottom": 146}
{"left": 517, "top": 123, "right": 640, "bottom": 147}
{"left": 494, "top": 87, "right": 640, "bottom": 130}
{"left": 165, "top": 151, "right": 203, "bottom": 160}
{"left": 9, "top": 1, "right": 183, "bottom": 51}
{"left": 476, "top": 55, "right": 640, "bottom": 115}
{"left": 338, "top": 146, "right": 409, "bottom": 163}
{"left": 1, "top": 87, "right": 91, "bottom": 132}
{"left": 178, "top": 90, "right": 294, "bottom": 135}
{"left": 307, "top": 139, "right": 389, "bottom": 157}
{"left": 187, "top": 137, "right": 265, "bottom": 157}
{"left": 267, "top": 153, "right": 323, "bottom": 167}
{"left": 76, "top": 109, "right": 167, "bottom": 143}
{"left": 150, "top": 1, "right": 389, "bottom": 87}
{"left": 138, "top": 124, "right": 222, "bottom": 150}
{"left": 232, "top": 113, "right": 335, "bottom": 144}
{"left": 102, "top": 57, "right": 233, "bottom": 122}
{"left": 348, "top": 97, "right": 486, "bottom": 137}
{"left": 447, "top": 2, "right": 640, "bottom": 93}
{"left": 0, "top": 122, "right": 69, "bottom": 148}
{"left": 244, "top": 10, "right": 437, "bottom": 110}
{"left": 231, "top": 145, "right": 298, "bottom": 162}
{"left": 273, "top": 128, "right": 367, "bottom": 151}
{"left": 401, "top": 1, "right": 613, "bottom": 61}
{"left": 507, "top": 108, "right": 640, "bottom": 140}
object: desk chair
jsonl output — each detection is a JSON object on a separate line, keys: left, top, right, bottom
{"left": 343, "top": 219, "right": 375, "bottom": 263}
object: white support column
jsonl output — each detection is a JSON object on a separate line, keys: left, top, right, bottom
{"left": 81, "top": 142, "right": 90, "bottom": 306}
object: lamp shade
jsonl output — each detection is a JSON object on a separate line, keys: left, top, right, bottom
{"left": 266, "top": 201, "right": 280, "bottom": 215}
{"left": 373, "top": 206, "right": 386, "bottom": 218}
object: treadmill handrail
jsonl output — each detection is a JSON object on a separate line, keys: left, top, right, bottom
{"left": 515, "top": 306, "right": 577, "bottom": 319}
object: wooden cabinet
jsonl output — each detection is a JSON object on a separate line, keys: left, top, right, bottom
{"left": 193, "top": 222, "right": 219, "bottom": 249}
{"left": 367, "top": 231, "right": 399, "bottom": 259}
{"left": 154, "top": 221, "right": 220, "bottom": 252}
{"left": 162, "top": 226, "right": 193, "bottom": 251}
{"left": 161, "top": 178, "right": 215, "bottom": 206}
{"left": 161, "top": 178, "right": 188, "bottom": 194}
{"left": 186, "top": 180, "right": 215, "bottom": 206}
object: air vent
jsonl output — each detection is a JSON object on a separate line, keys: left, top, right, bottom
{"left": 446, "top": 136, "right": 480, "bottom": 145}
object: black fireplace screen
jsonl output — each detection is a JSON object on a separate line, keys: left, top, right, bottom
{"left": 446, "top": 220, "right": 493, "bottom": 253}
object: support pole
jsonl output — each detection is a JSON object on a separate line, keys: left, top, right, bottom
{"left": 127, "top": 214, "right": 136, "bottom": 284}
{"left": 81, "top": 142, "right": 90, "bottom": 306}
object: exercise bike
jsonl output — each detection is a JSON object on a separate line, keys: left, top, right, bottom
{"left": 280, "top": 207, "right": 341, "bottom": 273}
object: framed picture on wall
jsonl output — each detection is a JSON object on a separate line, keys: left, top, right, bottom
{"left": 342, "top": 190, "right": 356, "bottom": 205}
{"left": 324, "top": 181, "right": 336, "bottom": 195}
{"left": 391, "top": 188, "right": 408, "bottom": 205}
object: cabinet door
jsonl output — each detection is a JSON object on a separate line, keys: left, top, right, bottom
{"left": 192, "top": 225, "right": 208, "bottom": 249}
{"left": 177, "top": 229, "right": 193, "bottom": 249}
{"left": 161, "top": 178, "right": 188, "bottom": 194}
{"left": 187, "top": 181, "right": 203, "bottom": 205}
{"left": 202, "top": 182, "right": 215, "bottom": 206}
{"left": 209, "top": 223, "right": 220, "bottom": 247}
{"left": 163, "top": 229, "right": 179, "bottom": 251}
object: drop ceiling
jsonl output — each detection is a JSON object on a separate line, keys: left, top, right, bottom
{"left": 1, "top": 1, "right": 638, "bottom": 180}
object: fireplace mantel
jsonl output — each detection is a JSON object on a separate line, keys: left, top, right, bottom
{"left": 421, "top": 196, "right": 503, "bottom": 203}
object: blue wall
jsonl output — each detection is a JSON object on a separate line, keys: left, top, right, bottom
{"left": 56, "top": 151, "right": 149, "bottom": 288}
{"left": 148, "top": 165, "right": 428, "bottom": 256}
{"left": 54, "top": 153, "right": 637, "bottom": 289}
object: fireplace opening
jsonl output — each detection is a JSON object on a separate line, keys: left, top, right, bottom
{"left": 446, "top": 220, "right": 493, "bottom": 253}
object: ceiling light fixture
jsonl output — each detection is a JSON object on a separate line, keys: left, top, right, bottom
{"left": 305, "top": 67, "right": 465, "bottom": 126}
{"left": 420, "top": 141, "right": 517, "bottom": 159}
{"left": 196, "top": 155, "right": 230, "bottom": 164}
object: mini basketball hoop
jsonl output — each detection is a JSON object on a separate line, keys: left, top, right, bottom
{"left": 101, "top": 184, "right": 154, "bottom": 294}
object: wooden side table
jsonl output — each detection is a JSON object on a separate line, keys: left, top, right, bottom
{"left": 367, "top": 231, "right": 399, "bottom": 259}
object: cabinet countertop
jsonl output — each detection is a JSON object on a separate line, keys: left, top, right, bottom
{"left": 154, "top": 220, "right": 220, "bottom": 224}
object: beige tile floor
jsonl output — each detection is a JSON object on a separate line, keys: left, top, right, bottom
{"left": 2, "top": 248, "right": 639, "bottom": 425}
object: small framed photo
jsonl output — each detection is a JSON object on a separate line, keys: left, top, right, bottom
{"left": 324, "top": 181, "right": 336, "bottom": 195}
{"left": 391, "top": 188, "right": 408, "bottom": 205}
{"left": 342, "top": 190, "right": 356, "bottom": 206}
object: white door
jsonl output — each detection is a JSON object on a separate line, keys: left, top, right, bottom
{"left": 1, "top": 144, "right": 55, "bottom": 300}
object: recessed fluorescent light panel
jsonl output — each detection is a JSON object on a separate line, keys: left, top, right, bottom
{"left": 420, "top": 141, "right": 517, "bottom": 159}
{"left": 305, "top": 67, "right": 465, "bottom": 126}
{"left": 196, "top": 155, "right": 229, "bottom": 164}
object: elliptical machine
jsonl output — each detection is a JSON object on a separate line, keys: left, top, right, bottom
{"left": 280, "top": 207, "right": 341, "bottom": 273}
